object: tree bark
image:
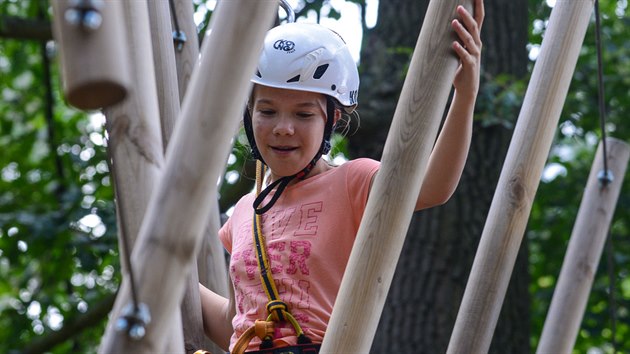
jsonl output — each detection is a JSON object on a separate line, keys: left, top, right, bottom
{"left": 350, "top": 1, "right": 530, "bottom": 353}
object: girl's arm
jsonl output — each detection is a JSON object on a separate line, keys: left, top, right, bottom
{"left": 199, "top": 283, "right": 236, "bottom": 351}
{"left": 415, "top": 0, "right": 485, "bottom": 211}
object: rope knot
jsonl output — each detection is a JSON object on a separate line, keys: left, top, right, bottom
{"left": 267, "top": 300, "right": 289, "bottom": 322}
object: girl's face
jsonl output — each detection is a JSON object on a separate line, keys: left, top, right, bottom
{"left": 252, "top": 85, "right": 329, "bottom": 179}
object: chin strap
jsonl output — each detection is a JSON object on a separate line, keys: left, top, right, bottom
{"left": 251, "top": 96, "right": 336, "bottom": 215}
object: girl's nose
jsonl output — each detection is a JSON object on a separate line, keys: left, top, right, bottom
{"left": 272, "top": 116, "right": 294, "bottom": 136}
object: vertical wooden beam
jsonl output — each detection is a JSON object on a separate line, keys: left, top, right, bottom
{"left": 171, "top": 0, "right": 200, "bottom": 101}
{"left": 169, "top": 0, "right": 230, "bottom": 299}
{"left": 147, "top": 0, "right": 180, "bottom": 151}
{"left": 100, "top": 0, "right": 164, "bottom": 252}
{"left": 163, "top": 2, "right": 229, "bottom": 351}
{"left": 93, "top": 0, "right": 178, "bottom": 351}
{"left": 447, "top": 1, "right": 595, "bottom": 353}
{"left": 320, "top": 1, "right": 472, "bottom": 353}
{"left": 146, "top": 2, "right": 203, "bottom": 353}
{"left": 50, "top": 0, "right": 129, "bottom": 109}
{"left": 536, "top": 138, "right": 630, "bottom": 354}
{"left": 98, "top": 1, "right": 277, "bottom": 352}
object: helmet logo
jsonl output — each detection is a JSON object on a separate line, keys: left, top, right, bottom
{"left": 349, "top": 90, "right": 358, "bottom": 105}
{"left": 273, "top": 39, "right": 295, "bottom": 53}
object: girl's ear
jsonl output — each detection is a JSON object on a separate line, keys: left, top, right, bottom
{"left": 333, "top": 109, "right": 342, "bottom": 126}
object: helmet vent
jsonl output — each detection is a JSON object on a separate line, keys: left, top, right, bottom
{"left": 287, "top": 75, "right": 301, "bottom": 83}
{"left": 255, "top": 70, "right": 262, "bottom": 78}
{"left": 313, "top": 64, "right": 329, "bottom": 79}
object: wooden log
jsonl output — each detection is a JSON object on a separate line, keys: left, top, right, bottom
{"left": 161, "top": 2, "right": 229, "bottom": 351}
{"left": 170, "top": 0, "right": 201, "bottom": 101}
{"left": 146, "top": 2, "right": 209, "bottom": 353}
{"left": 536, "top": 138, "right": 630, "bottom": 354}
{"left": 320, "top": 1, "right": 473, "bottom": 353}
{"left": 169, "top": 0, "right": 229, "bottom": 298}
{"left": 101, "top": 0, "right": 163, "bottom": 267}
{"left": 98, "top": 1, "right": 277, "bottom": 352}
{"left": 50, "top": 0, "right": 130, "bottom": 109}
{"left": 97, "top": 0, "right": 180, "bottom": 352}
{"left": 446, "top": 1, "right": 595, "bottom": 353}
{"left": 169, "top": 0, "right": 230, "bottom": 295}
{"left": 147, "top": 0, "right": 180, "bottom": 150}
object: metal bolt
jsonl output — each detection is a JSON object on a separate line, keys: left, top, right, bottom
{"left": 598, "top": 169, "right": 614, "bottom": 187}
{"left": 82, "top": 10, "right": 103, "bottom": 30}
{"left": 173, "top": 30, "right": 187, "bottom": 52}
{"left": 129, "top": 324, "right": 146, "bottom": 340}
{"left": 65, "top": 0, "right": 104, "bottom": 31}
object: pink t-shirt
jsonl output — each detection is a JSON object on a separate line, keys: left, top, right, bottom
{"left": 219, "top": 158, "right": 379, "bottom": 352}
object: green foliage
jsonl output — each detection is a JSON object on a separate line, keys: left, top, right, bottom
{"left": 0, "top": 3, "right": 118, "bottom": 352}
{"left": 475, "top": 74, "right": 526, "bottom": 129}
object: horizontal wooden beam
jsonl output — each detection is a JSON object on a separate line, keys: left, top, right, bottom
{"left": 0, "top": 16, "right": 52, "bottom": 41}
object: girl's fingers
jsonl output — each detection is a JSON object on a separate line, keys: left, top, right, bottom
{"left": 456, "top": 6, "right": 481, "bottom": 47}
{"left": 477, "top": 0, "right": 486, "bottom": 30}
{"left": 451, "top": 19, "right": 481, "bottom": 57}
{"left": 474, "top": 0, "right": 485, "bottom": 32}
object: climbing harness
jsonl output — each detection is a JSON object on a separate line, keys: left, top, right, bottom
{"left": 231, "top": 161, "right": 314, "bottom": 354}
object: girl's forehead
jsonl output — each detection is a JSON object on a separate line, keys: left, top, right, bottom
{"left": 254, "top": 85, "right": 326, "bottom": 106}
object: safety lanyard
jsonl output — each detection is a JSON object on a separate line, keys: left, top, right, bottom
{"left": 251, "top": 161, "right": 311, "bottom": 346}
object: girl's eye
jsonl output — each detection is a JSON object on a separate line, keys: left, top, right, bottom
{"left": 258, "top": 109, "right": 275, "bottom": 116}
{"left": 297, "top": 112, "right": 314, "bottom": 118}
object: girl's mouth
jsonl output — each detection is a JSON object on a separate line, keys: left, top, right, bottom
{"left": 271, "top": 146, "right": 297, "bottom": 152}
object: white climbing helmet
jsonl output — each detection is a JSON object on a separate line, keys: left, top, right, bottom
{"left": 253, "top": 22, "right": 359, "bottom": 112}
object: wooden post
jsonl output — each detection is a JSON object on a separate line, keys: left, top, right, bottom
{"left": 95, "top": 0, "right": 181, "bottom": 351}
{"left": 170, "top": 0, "right": 200, "bottom": 101}
{"left": 100, "top": 0, "right": 163, "bottom": 270}
{"left": 146, "top": 2, "right": 209, "bottom": 353}
{"left": 320, "top": 1, "right": 472, "bottom": 353}
{"left": 169, "top": 0, "right": 229, "bottom": 296}
{"left": 50, "top": 0, "right": 130, "bottom": 110}
{"left": 159, "top": 2, "right": 230, "bottom": 351}
{"left": 98, "top": 1, "right": 277, "bottom": 352}
{"left": 536, "top": 138, "right": 630, "bottom": 354}
{"left": 447, "top": 1, "right": 595, "bottom": 353}
{"left": 147, "top": 0, "right": 180, "bottom": 150}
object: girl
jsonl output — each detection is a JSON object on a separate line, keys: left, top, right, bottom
{"left": 200, "top": 1, "right": 484, "bottom": 352}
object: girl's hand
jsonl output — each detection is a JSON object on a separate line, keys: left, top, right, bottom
{"left": 451, "top": 0, "right": 485, "bottom": 101}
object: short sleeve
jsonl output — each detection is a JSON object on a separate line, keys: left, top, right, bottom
{"left": 218, "top": 216, "right": 233, "bottom": 254}
{"left": 344, "top": 158, "right": 380, "bottom": 225}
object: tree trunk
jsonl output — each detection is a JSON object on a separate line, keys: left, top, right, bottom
{"left": 349, "top": 1, "right": 530, "bottom": 353}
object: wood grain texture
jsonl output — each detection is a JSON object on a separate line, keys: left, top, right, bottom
{"left": 98, "top": 1, "right": 277, "bottom": 352}
{"left": 447, "top": 1, "right": 595, "bottom": 353}
{"left": 147, "top": 0, "right": 180, "bottom": 150}
{"left": 171, "top": 0, "right": 200, "bottom": 101}
{"left": 146, "top": 2, "right": 217, "bottom": 353}
{"left": 98, "top": 0, "right": 172, "bottom": 352}
{"left": 537, "top": 138, "right": 630, "bottom": 354}
{"left": 320, "top": 1, "right": 472, "bottom": 353}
